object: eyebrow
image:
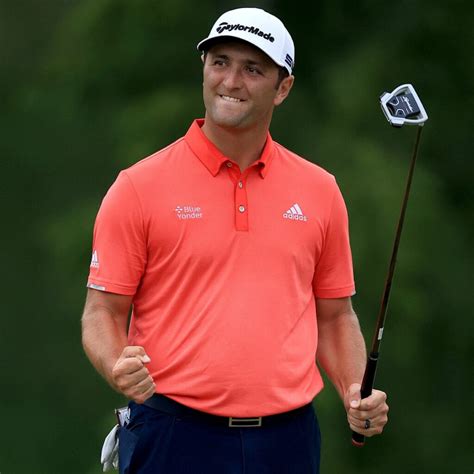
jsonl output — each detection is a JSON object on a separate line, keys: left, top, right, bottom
{"left": 211, "top": 53, "right": 264, "bottom": 67}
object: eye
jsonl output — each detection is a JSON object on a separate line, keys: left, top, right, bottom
{"left": 212, "top": 59, "right": 226, "bottom": 67}
{"left": 246, "top": 66, "right": 262, "bottom": 75}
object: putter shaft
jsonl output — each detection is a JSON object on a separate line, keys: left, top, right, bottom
{"left": 352, "top": 125, "right": 424, "bottom": 447}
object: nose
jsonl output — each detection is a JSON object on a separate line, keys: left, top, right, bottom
{"left": 222, "top": 66, "right": 243, "bottom": 90}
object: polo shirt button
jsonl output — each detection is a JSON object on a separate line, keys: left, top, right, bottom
{"left": 238, "top": 181, "right": 243, "bottom": 188}
{"left": 238, "top": 205, "right": 246, "bottom": 213}
{"left": 226, "top": 162, "right": 233, "bottom": 168}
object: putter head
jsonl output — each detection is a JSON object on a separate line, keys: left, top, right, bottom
{"left": 380, "top": 84, "right": 428, "bottom": 127}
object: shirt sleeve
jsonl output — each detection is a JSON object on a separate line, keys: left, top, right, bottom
{"left": 87, "top": 171, "right": 147, "bottom": 295}
{"left": 312, "top": 181, "right": 356, "bottom": 298}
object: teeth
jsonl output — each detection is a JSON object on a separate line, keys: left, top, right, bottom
{"left": 221, "top": 95, "right": 241, "bottom": 102}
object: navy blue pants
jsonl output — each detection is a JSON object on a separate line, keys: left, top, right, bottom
{"left": 119, "top": 400, "right": 321, "bottom": 473}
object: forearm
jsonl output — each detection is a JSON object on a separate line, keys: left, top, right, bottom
{"left": 81, "top": 303, "right": 129, "bottom": 388}
{"left": 316, "top": 309, "right": 366, "bottom": 400}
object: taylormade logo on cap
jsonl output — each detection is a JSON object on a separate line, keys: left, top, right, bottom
{"left": 216, "top": 22, "right": 276, "bottom": 43}
{"left": 197, "top": 8, "right": 295, "bottom": 75}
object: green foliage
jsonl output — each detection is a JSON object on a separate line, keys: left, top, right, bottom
{"left": 1, "top": 0, "right": 471, "bottom": 472}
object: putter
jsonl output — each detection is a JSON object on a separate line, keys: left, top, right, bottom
{"left": 351, "top": 84, "right": 428, "bottom": 447}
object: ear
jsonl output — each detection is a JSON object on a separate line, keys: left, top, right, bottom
{"left": 274, "top": 75, "right": 295, "bottom": 106}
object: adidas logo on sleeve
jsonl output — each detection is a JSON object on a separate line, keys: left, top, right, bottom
{"left": 90, "top": 250, "right": 100, "bottom": 268}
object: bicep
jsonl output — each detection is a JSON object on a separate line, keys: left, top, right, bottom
{"left": 312, "top": 183, "right": 355, "bottom": 299}
{"left": 87, "top": 171, "right": 147, "bottom": 295}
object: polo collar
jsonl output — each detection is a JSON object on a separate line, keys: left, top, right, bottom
{"left": 184, "top": 119, "right": 274, "bottom": 178}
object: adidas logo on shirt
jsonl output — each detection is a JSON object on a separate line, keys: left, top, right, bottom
{"left": 90, "top": 250, "right": 99, "bottom": 268}
{"left": 283, "top": 203, "right": 308, "bottom": 222}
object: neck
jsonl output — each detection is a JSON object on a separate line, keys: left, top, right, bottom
{"left": 201, "top": 119, "right": 269, "bottom": 171}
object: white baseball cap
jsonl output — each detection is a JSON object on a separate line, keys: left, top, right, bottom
{"left": 197, "top": 8, "right": 295, "bottom": 75}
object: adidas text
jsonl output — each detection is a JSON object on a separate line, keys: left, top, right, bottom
{"left": 283, "top": 212, "right": 307, "bottom": 222}
{"left": 283, "top": 203, "right": 308, "bottom": 222}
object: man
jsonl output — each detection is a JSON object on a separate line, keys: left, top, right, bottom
{"left": 82, "top": 7, "right": 388, "bottom": 474}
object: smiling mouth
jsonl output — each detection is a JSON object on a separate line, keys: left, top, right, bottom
{"left": 219, "top": 95, "right": 244, "bottom": 103}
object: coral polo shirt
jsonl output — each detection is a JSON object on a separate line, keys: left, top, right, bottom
{"left": 87, "top": 119, "right": 355, "bottom": 417}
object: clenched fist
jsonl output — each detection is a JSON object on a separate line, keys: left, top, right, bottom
{"left": 111, "top": 346, "right": 156, "bottom": 404}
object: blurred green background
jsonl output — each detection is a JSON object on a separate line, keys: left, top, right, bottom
{"left": 1, "top": 0, "right": 472, "bottom": 473}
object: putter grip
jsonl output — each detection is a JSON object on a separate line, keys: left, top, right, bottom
{"left": 351, "top": 353, "right": 379, "bottom": 447}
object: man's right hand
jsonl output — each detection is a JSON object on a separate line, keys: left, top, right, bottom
{"left": 111, "top": 346, "right": 156, "bottom": 404}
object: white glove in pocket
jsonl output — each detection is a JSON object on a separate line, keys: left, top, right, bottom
{"left": 101, "top": 424, "right": 119, "bottom": 471}
{"left": 100, "top": 407, "right": 130, "bottom": 472}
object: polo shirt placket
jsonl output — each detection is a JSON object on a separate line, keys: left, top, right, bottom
{"left": 224, "top": 160, "right": 265, "bottom": 232}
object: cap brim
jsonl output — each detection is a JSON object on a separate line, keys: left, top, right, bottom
{"left": 198, "top": 36, "right": 256, "bottom": 52}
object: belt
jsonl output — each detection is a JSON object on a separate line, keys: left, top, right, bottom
{"left": 143, "top": 394, "right": 310, "bottom": 428}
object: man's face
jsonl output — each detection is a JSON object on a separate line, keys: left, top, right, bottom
{"left": 202, "top": 41, "right": 293, "bottom": 131}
